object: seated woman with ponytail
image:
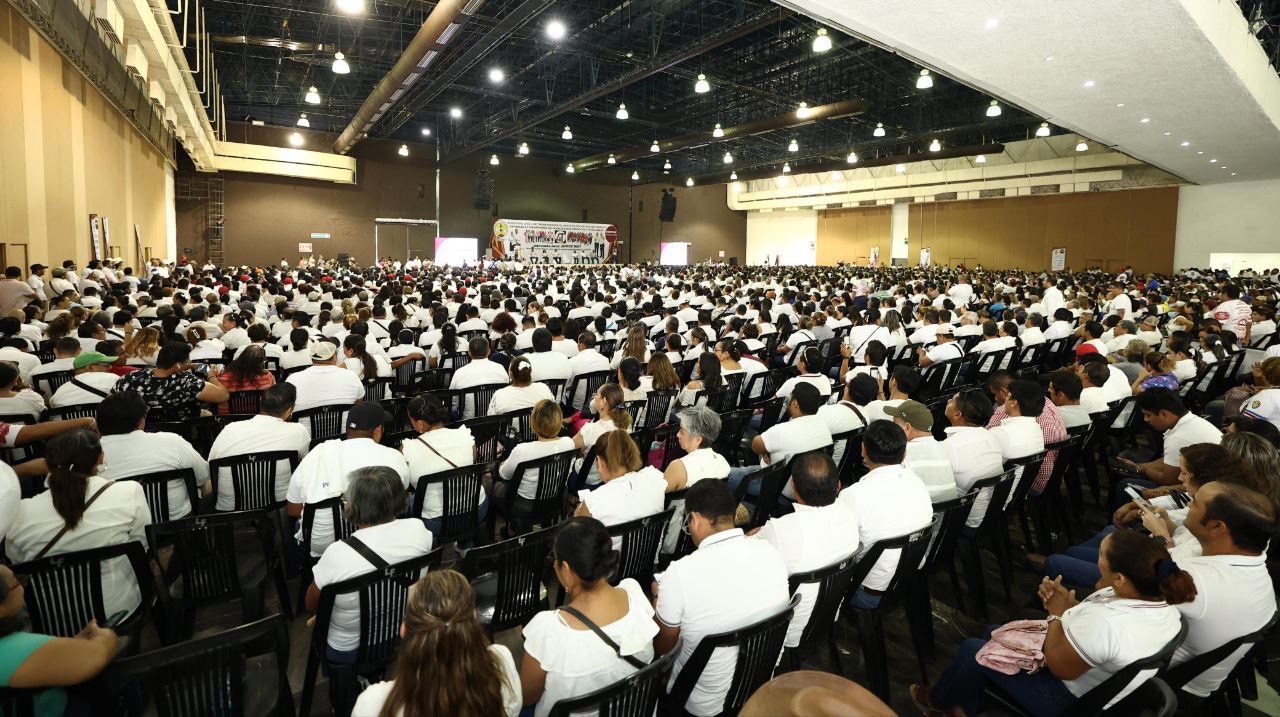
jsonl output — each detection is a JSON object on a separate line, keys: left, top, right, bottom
{"left": 352, "top": 570, "right": 521, "bottom": 717}
{"left": 913, "top": 529, "right": 1195, "bottom": 717}
{"left": 4, "top": 429, "right": 150, "bottom": 621}
{"left": 574, "top": 431, "right": 666, "bottom": 531}
{"left": 519, "top": 517, "right": 658, "bottom": 717}
{"left": 572, "top": 384, "right": 633, "bottom": 488}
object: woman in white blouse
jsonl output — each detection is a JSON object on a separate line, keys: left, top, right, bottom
{"left": 353, "top": 570, "right": 521, "bottom": 717}
{"left": 609, "top": 325, "right": 651, "bottom": 370}
{"left": 520, "top": 517, "right": 658, "bottom": 717}
{"left": 0, "top": 363, "right": 45, "bottom": 419}
{"left": 497, "top": 400, "right": 576, "bottom": 503}
{"left": 575, "top": 430, "right": 666, "bottom": 530}
{"left": 573, "top": 384, "right": 634, "bottom": 487}
{"left": 5, "top": 429, "right": 149, "bottom": 620}
{"left": 401, "top": 394, "right": 479, "bottom": 536}
{"left": 185, "top": 325, "right": 227, "bottom": 361}
{"left": 489, "top": 356, "right": 555, "bottom": 415}
{"left": 661, "top": 406, "right": 730, "bottom": 552}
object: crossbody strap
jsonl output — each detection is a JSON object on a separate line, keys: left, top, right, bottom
{"left": 69, "top": 378, "right": 110, "bottom": 399}
{"left": 559, "top": 605, "right": 649, "bottom": 670}
{"left": 839, "top": 401, "right": 867, "bottom": 425}
{"left": 33, "top": 483, "right": 113, "bottom": 561}
{"left": 416, "top": 435, "right": 458, "bottom": 469}
{"left": 344, "top": 534, "right": 389, "bottom": 570}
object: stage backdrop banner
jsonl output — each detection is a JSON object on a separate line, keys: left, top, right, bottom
{"left": 491, "top": 219, "right": 618, "bottom": 263}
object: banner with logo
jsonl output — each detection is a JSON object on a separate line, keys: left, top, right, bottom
{"left": 1051, "top": 247, "right": 1067, "bottom": 271}
{"left": 491, "top": 219, "right": 618, "bottom": 264}
{"left": 869, "top": 245, "right": 880, "bottom": 267}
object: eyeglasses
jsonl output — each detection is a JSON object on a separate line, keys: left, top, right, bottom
{"left": 681, "top": 514, "right": 692, "bottom": 535}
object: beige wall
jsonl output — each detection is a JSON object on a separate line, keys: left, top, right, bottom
{"left": 0, "top": 7, "right": 170, "bottom": 273}
{"left": 200, "top": 123, "right": 747, "bottom": 267}
{"left": 817, "top": 206, "right": 892, "bottom": 264}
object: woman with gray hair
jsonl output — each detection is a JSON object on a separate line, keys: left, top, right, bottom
{"left": 305, "top": 465, "right": 432, "bottom": 663}
{"left": 661, "top": 405, "right": 731, "bottom": 552}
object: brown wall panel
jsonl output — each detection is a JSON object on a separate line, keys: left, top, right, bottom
{"left": 907, "top": 187, "right": 1177, "bottom": 273}
{"left": 816, "top": 206, "right": 891, "bottom": 264}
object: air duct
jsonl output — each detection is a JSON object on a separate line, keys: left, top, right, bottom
{"left": 332, "top": 0, "right": 470, "bottom": 155}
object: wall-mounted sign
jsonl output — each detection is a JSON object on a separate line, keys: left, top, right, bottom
{"left": 298, "top": 242, "right": 314, "bottom": 253}
{"left": 310, "top": 232, "right": 331, "bottom": 239}
{"left": 89, "top": 215, "right": 103, "bottom": 261}
{"left": 1051, "top": 247, "right": 1067, "bottom": 271}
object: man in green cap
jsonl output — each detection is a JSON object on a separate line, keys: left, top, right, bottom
{"left": 48, "top": 351, "right": 121, "bottom": 409}
{"left": 884, "top": 399, "right": 956, "bottom": 500}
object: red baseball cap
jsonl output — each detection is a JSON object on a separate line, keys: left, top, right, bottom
{"left": 1075, "top": 343, "right": 1099, "bottom": 358}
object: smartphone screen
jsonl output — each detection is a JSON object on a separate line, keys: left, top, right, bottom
{"left": 1125, "top": 486, "right": 1154, "bottom": 511}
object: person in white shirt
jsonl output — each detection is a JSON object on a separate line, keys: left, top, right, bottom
{"left": 916, "top": 529, "right": 1194, "bottom": 716}
{"left": 988, "top": 381, "right": 1048, "bottom": 467}
{"left": 353, "top": 570, "right": 521, "bottom": 717}
{"left": 918, "top": 325, "right": 965, "bottom": 367}
{"left": 843, "top": 309, "right": 892, "bottom": 363}
{"left": 27, "top": 337, "right": 79, "bottom": 397}
{"left": 447, "top": 337, "right": 509, "bottom": 419}
{"left": 521, "top": 517, "right": 658, "bottom": 717}
{"left": 1116, "top": 389, "right": 1221, "bottom": 493}
{"left": 489, "top": 356, "right": 556, "bottom": 415}
{"left": 816, "top": 375, "right": 877, "bottom": 465}
{"left": 1043, "top": 309, "right": 1076, "bottom": 342}
{"left": 972, "top": 321, "right": 1016, "bottom": 355}
{"left": 837, "top": 420, "right": 934, "bottom": 608}
{"left": 885, "top": 400, "right": 957, "bottom": 500}
{"left": 25, "top": 264, "right": 47, "bottom": 302}
{"left": 772, "top": 347, "right": 831, "bottom": 402}
{"left": 496, "top": 399, "right": 576, "bottom": 507}
{"left": 304, "top": 466, "right": 433, "bottom": 661}
{"left": 1136, "top": 315, "right": 1164, "bottom": 347}
{"left": 0, "top": 342, "right": 40, "bottom": 388}
{"left": 96, "top": 391, "right": 209, "bottom": 521}
{"left": 661, "top": 406, "right": 730, "bottom": 551}
{"left": 207, "top": 383, "right": 311, "bottom": 511}
{"left": 547, "top": 318, "right": 579, "bottom": 358}
{"left": 5, "top": 428, "right": 150, "bottom": 621}
{"left": 400, "top": 394, "right": 483, "bottom": 536}
{"left": 1048, "top": 370, "right": 1095, "bottom": 430}
{"left": 576, "top": 430, "right": 666, "bottom": 537}
{"left": 1206, "top": 285, "right": 1251, "bottom": 343}
{"left": 940, "top": 389, "right": 1006, "bottom": 530}
{"left": 524, "top": 328, "right": 572, "bottom": 386}
{"left": 1077, "top": 361, "right": 1113, "bottom": 414}
{"left": 1078, "top": 321, "right": 1110, "bottom": 356}
{"left": 286, "top": 402, "right": 411, "bottom": 556}
{"left": 753, "top": 452, "right": 859, "bottom": 648}
{"left": 279, "top": 327, "right": 315, "bottom": 370}
{"left": 654, "top": 479, "right": 790, "bottom": 717}
{"left": 1105, "top": 282, "right": 1133, "bottom": 319}
{"left": 46, "top": 355, "right": 119, "bottom": 413}
{"left": 730, "top": 383, "right": 833, "bottom": 497}
{"left": 285, "top": 340, "right": 364, "bottom": 413}
{"left": 565, "top": 332, "right": 612, "bottom": 411}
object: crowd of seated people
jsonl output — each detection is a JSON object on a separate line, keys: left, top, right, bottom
{"left": 0, "top": 256, "right": 1275, "bottom": 716}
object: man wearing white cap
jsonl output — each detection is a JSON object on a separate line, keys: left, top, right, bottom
{"left": 918, "top": 324, "right": 965, "bottom": 366}
{"left": 285, "top": 339, "right": 364, "bottom": 413}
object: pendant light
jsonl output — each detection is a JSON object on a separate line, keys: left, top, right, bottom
{"left": 1036, "top": 122, "right": 1051, "bottom": 137}
{"left": 729, "top": 171, "right": 738, "bottom": 180}
{"left": 788, "top": 139, "right": 799, "bottom": 152}
{"left": 650, "top": 140, "right": 660, "bottom": 152}
{"left": 518, "top": 142, "right": 529, "bottom": 155}
{"left": 812, "top": 28, "right": 832, "bottom": 53}
{"left": 489, "top": 154, "right": 500, "bottom": 166}
{"left": 722, "top": 151, "right": 733, "bottom": 164}
{"left": 607, "top": 154, "right": 616, "bottom": 165}
{"left": 846, "top": 151, "right": 857, "bottom": 164}
{"left": 296, "top": 113, "right": 310, "bottom": 128}
{"left": 873, "top": 122, "right": 885, "bottom": 137}
{"left": 712, "top": 123, "right": 724, "bottom": 138}
{"left": 796, "top": 102, "right": 811, "bottom": 119}
{"left": 986, "top": 100, "right": 1001, "bottom": 117}
{"left": 565, "top": 164, "right": 575, "bottom": 174}
{"left": 631, "top": 170, "right": 640, "bottom": 181}
{"left": 975, "top": 154, "right": 987, "bottom": 164}
{"left": 694, "top": 73, "right": 710, "bottom": 93}
{"left": 304, "top": 86, "right": 321, "bottom": 104}
{"left": 616, "top": 103, "right": 629, "bottom": 120}
{"left": 782, "top": 162, "right": 791, "bottom": 173}
{"left": 397, "top": 144, "right": 409, "bottom": 157}
{"left": 663, "top": 159, "right": 672, "bottom": 170}
{"left": 332, "top": 51, "right": 350, "bottom": 74}
{"left": 561, "top": 126, "right": 573, "bottom": 140}
{"left": 916, "top": 69, "right": 933, "bottom": 89}
{"left": 685, "top": 177, "right": 694, "bottom": 187}
{"left": 929, "top": 138, "right": 942, "bottom": 152}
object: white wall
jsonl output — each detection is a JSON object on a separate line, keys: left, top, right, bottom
{"left": 745, "top": 210, "right": 817, "bottom": 265}
{"left": 1175, "top": 179, "right": 1280, "bottom": 270}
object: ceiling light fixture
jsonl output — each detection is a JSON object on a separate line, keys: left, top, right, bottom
{"left": 1209, "top": 158, "right": 1217, "bottom": 163}
{"left": 332, "top": 51, "right": 350, "bottom": 74}
{"left": 565, "top": 164, "right": 575, "bottom": 174}
{"left": 788, "top": 139, "right": 799, "bottom": 152}
{"left": 1044, "top": 56, "right": 1054, "bottom": 62}
{"left": 1231, "top": 172, "right": 1237, "bottom": 176}
{"left": 1197, "top": 151, "right": 1204, "bottom": 155}
{"left": 616, "top": 103, "right": 628, "bottom": 120}
{"left": 916, "top": 69, "right": 933, "bottom": 89}
{"left": 450, "top": 107, "right": 462, "bottom": 119}
{"left": 895, "top": 164, "right": 906, "bottom": 174}
{"left": 782, "top": 162, "right": 791, "bottom": 173}
{"left": 986, "top": 100, "right": 1002, "bottom": 117}
{"left": 296, "top": 113, "right": 310, "bottom": 128}
{"left": 846, "top": 151, "right": 857, "bottom": 164}
{"left": 1083, "top": 80, "right": 1095, "bottom": 88}
{"left": 421, "top": 127, "right": 431, "bottom": 136}
{"left": 985, "top": 18, "right": 999, "bottom": 29}
{"left": 518, "top": 142, "right": 529, "bottom": 155}
{"left": 796, "top": 102, "right": 811, "bottom": 119}
{"left": 812, "top": 28, "right": 832, "bottom": 53}
{"left": 712, "top": 123, "right": 724, "bottom": 138}
{"left": 694, "top": 73, "right": 710, "bottom": 94}
{"left": 929, "top": 138, "right": 941, "bottom": 152}
{"left": 489, "top": 154, "right": 499, "bottom": 166}
{"left": 1180, "top": 141, "right": 1190, "bottom": 147}
{"left": 288, "top": 132, "right": 304, "bottom": 147}
{"left": 631, "top": 170, "right": 640, "bottom": 181}
{"left": 1140, "top": 117, "right": 1150, "bottom": 123}
{"left": 730, "top": 171, "right": 738, "bottom": 180}
{"left": 1116, "top": 103, "right": 1125, "bottom": 107}
{"left": 873, "top": 122, "right": 886, "bottom": 137}
{"left": 397, "top": 144, "right": 409, "bottom": 157}
{"left": 606, "top": 154, "right": 616, "bottom": 165}
{"left": 1076, "top": 140, "right": 1089, "bottom": 151}
{"left": 335, "top": 0, "right": 365, "bottom": 14}
{"left": 488, "top": 67, "right": 504, "bottom": 84}
{"left": 663, "top": 159, "right": 672, "bottom": 170}
{"left": 685, "top": 177, "right": 694, "bottom": 187}
{"left": 546, "top": 19, "right": 567, "bottom": 40}
{"left": 650, "top": 140, "right": 660, "bottom": 152}
{"left": 561, "top": 125, "right": 573, "bottom": 140}
{"left": 722, "top": 151, "right": 733, "bottom": 164}
{"left": 975, "top": 154, "right": 987, "bottom": 163}
{"left": 1163, "top": 131, "right": 1171, "bottom": 136}
{"left": 1036, "top": 122, "right": 1050, "bottom": 137}
{"left": 304, "top": 86, "right": 321, "bottom": 104}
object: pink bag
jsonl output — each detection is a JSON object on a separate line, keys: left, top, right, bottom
{"left": 975, "top": 619, "right": 1048, "bottom": 675}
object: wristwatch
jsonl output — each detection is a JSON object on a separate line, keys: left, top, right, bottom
{"left": 1047, "top": 614, "right": 1062, "bottom": 624}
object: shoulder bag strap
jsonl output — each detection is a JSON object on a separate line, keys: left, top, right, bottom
{"left": 559, "top": 605, "right": 649, "bottom": 670}
{"left": 839, "top": 401, "right": 867, "bottom": 425}
{"left": 33, "top": 483, "right": 113, "bottom": 561}
{"left": 416, "top": 435, "right": 458, "bottom": 469}
{"left": 343, "top": 534, "right": 389, "bottom": 570}
{"left": 69, "top": 378, "right": 110, "bottom": 399}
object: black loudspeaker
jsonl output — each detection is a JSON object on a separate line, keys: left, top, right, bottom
{"left": 728, "top": 256, "right": 738, "bottom": 266}
{"left": 473, "top": 171, "right": 494, "bottom": 211}
{"left": 659, "top": 189, "right": 677, "bottom": 222}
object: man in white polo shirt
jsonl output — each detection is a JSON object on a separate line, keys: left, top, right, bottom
{"left": 918, "top": 324, "right": 965, "bottom": 367}
{"left": 1241, "top": 385, "right": 1280, "bottom": 430}
{"left": 1116, "top": 389, "right": 1221, "bottom": 494}
{"left": 940, "top": 389, "right": 1005, "bottom": 530}
{"left": 286, "top": 402, "right": 411, "bottom": 556}
{"left": 524, "top": 328, "right": 572, "bottom": 387}
{"left": 564, "top": 331, "right": 611, "bottom": 410}
{"left": 48, "top": 352, "right": 121, "bottom": 409}
{"left": 730, "top": 383, "right": 833, "bottom": 498}
{"left": 448, "top": 336, "right": 508, "bottom": 419}
{"left": 1168, "top": 482, "right": 1278, "bottom": 698}
{"left": 752, "top": 452, "right": 859, "bottom": 649}
{"left": 885, "top": 400, "right": 956, "bottom": 500}
{"left": 207, "top": 383, "right": 311, "bottom": 511}
{"left": 837, "top": 420, "right": 933, "bottom": 609}
{"left": 655, "top": 479, "right": 789, "bottom": 717}
{"left": 96, "top": 390, "right": 209, "bottom": 521}
{"left": 1047, "top": 370, "right": 1095, "bottom": 430}
{"left": 286, "top": 339, "right": 364, "bottom": 413}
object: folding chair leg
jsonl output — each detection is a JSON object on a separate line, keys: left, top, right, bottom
{"left": 958, "top": 538, "right": 989, "bottom": 621}
{"left": 992, "top": 517, "right": 1014, "bottom": 600}
{"left": 854, "top": 609, "right": 890, "bottom": 702}
{"left": 298, "top": 650, "right": 320, "bottom": 717}
{"left": 946, "top": 558, "right": 965, "bottom": 616}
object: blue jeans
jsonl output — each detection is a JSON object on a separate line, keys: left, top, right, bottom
{"left": 931, "top": 627, "right": 1076, "bottom": 717}
{"left": 727, "top": 465, "right": 762, "bottom": 497}
{"left": 849, "top": 586, "right": 881, "bottom": 609}
{"left": 422, "top": 495, "right": 489, "bottom": 540}
{"left": 1043, "top": 525, "right": 1114, "bottom": 590}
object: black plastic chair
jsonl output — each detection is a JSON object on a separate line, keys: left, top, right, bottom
{"left": 741, "top": 371, "right": 780, "bottom": 407}
{"left": 299, "top": 495, "right": 355, "bottom": 557}
{"left": 565, "top": 370, "right": 613, "bottom": 413}
{"left": 907, "top": 491, "right": 981, "bottom": 679}
{"left": 146, "top": 509, "right": 293, "bottom": 641}
{"left": 299, "top": 548, "right": 443, "bottom": 717}
{"left": 1161, "top": 612, "right": 1277, "bottom": 709}
{"left": 209, "top": 450, "right": 300, "bottom": 511}
{"left": 12, "top": 541, "right": 154, "bottom": 648}
{"left": 713, "top": 409, "right": 754, "bottom": 466}
{"left": 461, "top": 382, "right": 506, "bottom": 419}
{"left": 32, "top": 370, "right": 73, "bottom": 399}
{"left": 362, "top": 376, "right": 394, "bottom": 402}
{"left": 542, "top": 378, "right": 568, "bottom": 403}
{"left": 989, "top": 452, "right": 1047, "bottom": 597}
{"left": 983, "top": 622, "right": 1187, "bottom": 717}
{"left": 1023, "top": 435, "right": 1085, "bottom": 554}
{"left": 662, "top": 597, "right": 796, "bottom": 716}
{"left": 848, "top": 524, "right": 936, "bottom": 701}
{"left": 830, "top": 427, "right": 865, "bottom": 487}
{"left": 782, "top": 551, "right": 865, "bottom": 674}
{"left": 106, "top": 614, "right": 295, "bottom": 716}
{"left": 495, "top": 447, "right": 577, "bottom": 535}
{"left": 222, "top": 389, "right": 262, "bottom": 418}
{"left": 547, "top": 650, "right": 677, "bottom": 717}
{"left": 607, "top": 508, "right": 675, "bottom": 588}
{"left": 639, "top": 390, "right": 677, "bottom": 430}
{"left": 458, "top": 524, "right": 556, "bottom": 634}
{"left": 392, "top": 356, "right": 426, "bottom": 394}
{"left": 117, "top": 467, "right": 199, "bottom": 524}
{"left": 731, "top": 461, "right": 790, "bottom": 531}
{"left": 44, "top": 402, "right": 100, "bottom": 421}
{"left": 144, "top": 415, "right": 219, "bottom": 456}
{"left": 411, "top": 461, "right": 495, "bottom": 546}
{"left": 293, "top": 403, "right": 353, "bottom": 447}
